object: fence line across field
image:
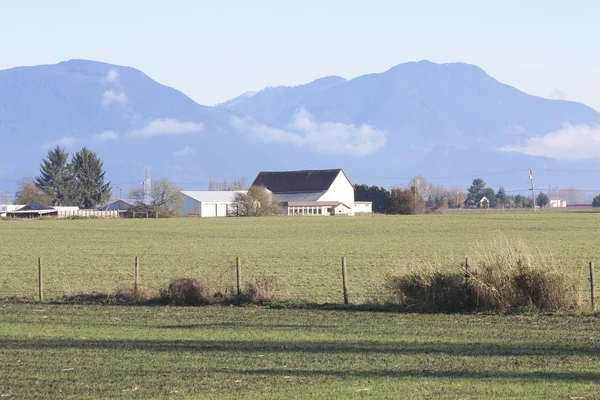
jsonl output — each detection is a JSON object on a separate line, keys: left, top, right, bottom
{"left": 5, "top": 255, "right": 598, "bottom": 310}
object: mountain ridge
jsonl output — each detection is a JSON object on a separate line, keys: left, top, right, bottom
{"left": 1, "top": 58, "right": 600, "bottom": 195}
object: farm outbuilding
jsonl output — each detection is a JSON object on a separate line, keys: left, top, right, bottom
{"left": 5, "top": 202, "right": 58, "bottom": 218}
{"left": 251, "top": 168, "right": 366, "bottom": 216}
{"left": 181, "top": 191, "right": 246, "bottom": 217}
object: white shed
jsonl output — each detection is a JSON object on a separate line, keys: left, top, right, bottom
{"left": 354, "top": 201, "right": 373, "bottom": 214}
{"left": 181, "top": 191, "right": 245, "bottom": 217}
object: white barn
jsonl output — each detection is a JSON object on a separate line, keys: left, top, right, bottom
{"left": 181, "top": 191, "right": 245, "bottom": 217}
{"left": 252, "top": 169, "right": 368, "bottom": 216}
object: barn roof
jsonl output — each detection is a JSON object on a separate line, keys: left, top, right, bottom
{"left": 16, "top": 202, "right": 55, "bottom": 211}
{"left": 181, "top": 191, "right": 246, "bottom": 203}
{"left": 274, "top": 191, "right": 327, "bottom": 203}
{"left": 252, "top": 169, "right": 349, "bottom": 193}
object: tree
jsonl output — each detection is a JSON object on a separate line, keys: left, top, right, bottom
{"left": 536, "top": 192, "right": 549, "bottom": 208}
{"left": 35, "top": 145, "right": 80, "bottom": 206}
{"left": 230, "top": 185, "right": 282, "bottom": 216}
{"left": 466, "top": 178, "right": 486, "bottom": 207}
{"left": 208, "top": 177, "right": 248, "bottom": 191}
{"left": 496, "top": 187, "right": 507, "bottom": 208}
{"left": 14, "top": 176, "right": 52, "bottom": 205}
{"left": 71, "top": 147, "right": 111, "bottom": 209}
{"left": 514, "top": 194, "right": 525, "bottom": 208}
{"left": 354, "top": 184, "right": 390, "bottom": 213}
{"left": 482, "top": 187, "right": 497, "bottom": 208}
{"left": 593, "top": 194, "right": 600, "bottom": 207}
{"left": 388, "top": 187, "right": 415, "bottom": 215}
{"left": 129, "top": 178, "right": 183, "bottom": 217}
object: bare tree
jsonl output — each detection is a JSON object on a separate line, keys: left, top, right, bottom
{"left": 209, "top": 177, "right": 248, "bottom": 191}
{"left": 230, "top": 185, "right": 282, "bottom": 216}
{"left": 129, "top": 178, "right": 183, "bottom": 217}
{"left": 14, "top": 176, "right": 52, "bottom": 205}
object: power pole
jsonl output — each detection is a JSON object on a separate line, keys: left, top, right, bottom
{"left": 529, "top": 170, "right": 536, "bottom": 211}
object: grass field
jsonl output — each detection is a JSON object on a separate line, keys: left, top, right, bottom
{"left": 1, "top": 304, "right": 599, "bottom": 399}
{"left": 2, "top": 211, "right": 600, "bottom": 302}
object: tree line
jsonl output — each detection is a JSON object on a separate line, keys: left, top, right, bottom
{"left": 354, "top": 176, "right": 552, "bottom": 214}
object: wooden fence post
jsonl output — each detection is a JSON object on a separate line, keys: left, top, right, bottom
{"left": 236, "top": 257, "right": 242, "bottom": 298}
{"left": 465, "top": 257, "right": 470, "bottom": 304}
{"left": 342, "top": 256, "right": 349, "bottom": 305}
{"left": 38, "top": 257, "right": 43, "bottom": 301}
{"left": 135, "top": 256, "right": 140, "bottom": 295}
{"left": 590, "top": 262, "right": 596, "bottom": 312}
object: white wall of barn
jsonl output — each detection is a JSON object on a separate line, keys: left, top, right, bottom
{"left": 317, "top": 171, "right": 355, "bottom": 215}
{"left": 200, "top": 202, "right": 229, "bottom": 217}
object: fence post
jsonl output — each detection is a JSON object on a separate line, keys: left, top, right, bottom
{"left": 342, "top": 256, "right": 349, "bottom": 305}
{"left": 465, "top": 257, "right": 470, "bottom": 305}
{"left": 236, "top": 257, "right": 242, "bottom": 298}
{"left": 590, "top": 262, "right": 596, "bottom": 312}
{"left": 38, "top": 257, "right": 43, "bottom": 301}
{"left": 135, "top": 256, "right": 140, "bottom": 295}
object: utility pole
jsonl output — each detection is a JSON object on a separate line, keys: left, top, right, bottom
{"left": 529, "top": 170, "right": 536, "bottom": 211}
{"left": 414, "top": 180, "right": 418, "bottom": 215}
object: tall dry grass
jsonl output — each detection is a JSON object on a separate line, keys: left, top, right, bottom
{"left": 386, "top": 238, "right": 581, "bottom": 312}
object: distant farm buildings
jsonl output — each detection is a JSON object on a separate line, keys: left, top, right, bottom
{"left": 181, "top": 191, "right": 246, "bottom": 217}
{"left": 180, "top": 168, "right": 372, "bottom": 217}
{"left": 251, "top": 168, "right": 365, "bottom": 216}
{"left": 549, "top": 198, "right": 567, "bottom": 208}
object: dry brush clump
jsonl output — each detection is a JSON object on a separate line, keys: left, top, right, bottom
{"left": 115, "top": 284, "right": 152, "bottom": 303}
{"left": 159, "top": 277, "right": 216, "bottom": 306}
{"left": 386, "top": 238, "right": 581, "bottom": 312}
{"left": 242, "top": 275, "right": 287, "bottom": 304}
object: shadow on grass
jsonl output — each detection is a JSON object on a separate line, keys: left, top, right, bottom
{"left": 2, "top": 337, "right": 599, "bottom": 357}
{"left": 226, "top": 367, "right": 600, "bottom": 383}
{"left": 160, "top": 323, "right": 338, "bottom": 329}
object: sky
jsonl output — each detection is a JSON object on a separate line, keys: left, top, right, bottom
{"left": 1, "top": 0, "right": 600, "bottom": 110}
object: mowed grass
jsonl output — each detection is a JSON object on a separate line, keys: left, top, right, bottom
{"left": 1, "top": 304, "right": 600, "bottom": 399}
{"left": 1, "top": 212, "right": 600, "bottom": 302}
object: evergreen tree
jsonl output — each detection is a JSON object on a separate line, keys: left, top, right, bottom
{"left": 466, "top": 178, "right": 486, "bottom": 205}
{"left": 496, "top": 187, "right": 507, "bottom": 208}
{"left": 35, "top": 146, "right": 79, "bottom": 206}
{"left": 71, "top": 147, "right": 111, "bottom": 208}
{"left": 536, "top": 192, "right": 549, "bottom": 208}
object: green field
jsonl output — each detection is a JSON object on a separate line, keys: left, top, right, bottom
{"left": 1, "top": 304, "right": 600, "bottom": 399}
{"left": 2, "top": 212, "right": 600, "bottom": 302}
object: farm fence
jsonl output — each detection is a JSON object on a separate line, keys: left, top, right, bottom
{"left": 0, "top": 255, "right": 597, "bottom": 311}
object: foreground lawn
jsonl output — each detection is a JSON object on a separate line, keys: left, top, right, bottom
{"left": 1, "top": 212, "right": 600, "bottom": 302}
{"left": 1, "top": 304, "right": 599, "bottom": 399}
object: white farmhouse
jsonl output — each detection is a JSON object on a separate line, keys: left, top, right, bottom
{"left": 181, "top": 191, "right": 246, "bottom": 217}
{"left": 549, "top": 198, "right": 567, "bottom": 208}
{"left": 252, "top": 169, "right": 369, "bottom": 216}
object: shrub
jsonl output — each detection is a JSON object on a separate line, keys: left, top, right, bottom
{"left": 386, "top": 239, "right": 581, "bottom": 312}
{"left": 242, "top": 276, "right": 285, "bottom": 304}
{"left": 467, "top": 239, "right": 580, "bottom": 310}
{"left": 385, "top": 265, "right": 467, "bottom": 312}
{"left": 115, "top": 284, "right": 152, "bottom": 303}
{"left": 159, "top": 278, "right": 214, "bottom": 306}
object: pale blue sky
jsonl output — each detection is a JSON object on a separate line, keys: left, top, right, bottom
{"left": 1, "top": 0, "right": 599, "bottom": 109}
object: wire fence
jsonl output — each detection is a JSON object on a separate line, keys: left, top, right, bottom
{"left": 0, "top": 253, "right": 390, "bottom": 304}
{"left": 1, "top": 253, "right": 597, "bottom": 311}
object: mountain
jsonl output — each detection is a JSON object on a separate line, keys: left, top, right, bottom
{"left": 1, "top": 59, "right": 600, "bottom": 199}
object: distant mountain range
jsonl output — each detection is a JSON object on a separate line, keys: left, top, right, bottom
{"left": 1, "top": 59, "right": 600, "bottom": 198}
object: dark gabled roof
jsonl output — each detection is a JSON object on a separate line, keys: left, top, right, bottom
{"left": 17, "top": 202, "right": 55, "bottom": 211}
{"left": 252, "top": 169, "right": 348, "bottom": 193}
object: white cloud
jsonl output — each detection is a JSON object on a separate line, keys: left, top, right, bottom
{"left": 130, "top": 119, "right": 204, "bottom": 139}
{"left": 172, "top": 145, "right": 195, "bottom": 157}
{"left": 102, "top": 89, "right": 127, "bottom": 107}
{"left": 93, "top": 130, "right": 119, "bottom": 141}
{"left": 231, "top": 108, "right": 387, "bottom": 156}
{"left": 499, "top": 123, "right": 600, "bottom": 160}
{"left": 42, "top": 136, "right": 79, "bottom": 150}
{"left": 105, "top": 69, "right": 119, "bottom": 83}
